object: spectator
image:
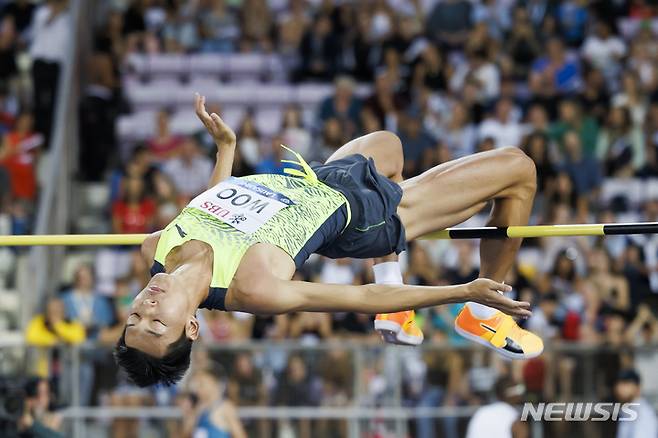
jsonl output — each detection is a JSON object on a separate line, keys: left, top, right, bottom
{"left": 236, "top": 112, "right": 261, "bottom": 169}
{"left": 363, "top": 69, "right": 408, "bottom": 131}
{"left": 146, "top": 109, "right": 184, "bottom": 161}
{"left": 98, "top": 277, "right": 136, "bottom": 346}
{"left": 183, "top": 363, "right": 247, "bottom": 438}
{"left": 521, "top": 132, "right": 556, "bottom": 197}
{"left": 440, "top": 101, "right": 477, "bottom": 158}
{"left": 152, "top": 171, "right": 182, "bottom": 229}
{"left": 198, "top": 0, "right": 238, "bottom": 53}
{"left": 526, "top": 292, "right": 561, "bottom": 340}
{"left": 112, "top": 176, "right": 156, "bottom": 234}
{"left": 25, "top": 296, "right": 85, "bottom": 378}
{"left": 239, "top": 0, "right": 273, "bottom": 51}
{"left": 426, "top": 0, "right": 472, "bottom": 49}
{"left": 0, "top": 112, "right": 42, "bottom": 201}
{"left": 122, "top": 0, "right": 147, "bottom": 39}
{"left": 203, "top": 310, "right": 253, "bottom": 342}
{"left": 317, "top": 76, "right": 361, "bottom": 139}
{"left": 477, "top": 98, "right": 524, "bottom": 148}
{"left": 281, "top": 104, "right": 311, "bottom": 159}
{"left": 1, "top": 0, "right": 35, "bottom": 35}
{"left": 581, "top": 21, "right": 626, "bottom": 82}
{"left": 315, "top": 118, "right": 345, "bottom": 161}
{"left": 0, "top": 86, "right": 17, "bottom": 135}
{"left": 614, "top": 369, "right": 658, "bottom": 438}
{"left": 18, "top": 377, "right": 63, "bottom": 438}
{"left": 505, "top": 7, "right": 541, "bottom": 79}
{"left": 466, "top": 376, "right": 528, "bottom": 438}
{"left": 397, "top": 109, "right": 436, "bottom": 176}
{"left": 273, "top": 355, "right": 322, "bottom": 438}
{"left": 296, "top": 13, "right": 338, "bottom": 81}
{"left": 550, "top": 99, "right": 599, "bottom": 157}
{"left": 525, "top": 103, "right": 551, "bottom": 134}
{"left": 109, "top": 144, "right": 156, "bottom": 203}
{"left": 28, "top": 0, "right": 70, "bottom": 147}
{"left": 596, "top": 106, "right": 645, "bottom": 177}
{"left": 277, "top": 0, "right": 310, "bottom": 56}
{"left": 628, "top": 39, "right": 657, "bottom": 92}
{"left": 228, "top": 352, "right": 268, "bottom": 437}
{"left": 530, "top": 37, "right": 582, "bottom": 98}
{"left": 587, "top": 247, "right": 630, "bottom": 313}
{"left": 162, "top": 138, "right": 213, "bottom": 199}
{"left": 288, "top": 312, "right": 332, "bottom": 342}
{"left": 452, "top": 46, "right": 501, "bottom": 103}
{"left": 61, "top": 264, "right": 115, "bottom": 339}
{"left": 556, "top": 0, "right": 588, "bottom": 47}
{"left": 161, "top": 2, "right": 199, "bottom": 53}
{"left": 255, "top": 135, "right": 285, "bottom": 174}
{"left": 613, "top": 70, "right": 648, "bottom": 127}
{"left": 78, "top": 42, "right": 120, "bottom": 182}
{"left": 411, "top": 43, "right": 448, "bottom": 93}
{"left": 0, "top": 15, "right": 17, "bottom": 86}
{"left": 580, "top": 67, "right": 610, "bottom": 124}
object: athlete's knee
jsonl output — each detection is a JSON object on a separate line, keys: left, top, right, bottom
{"left": 375, "top": 130, "right": 404, "bottom": 176}
{"left": 499, "top": 147, "right": 537, "bottom": 195}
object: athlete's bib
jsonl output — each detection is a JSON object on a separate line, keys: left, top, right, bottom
{"left": 188, "top": 177, "right": 295, "bottom": 234}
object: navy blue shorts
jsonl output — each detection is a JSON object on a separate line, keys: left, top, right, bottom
{"left": 311, "top": 154, "right": 407, "bottom": 259}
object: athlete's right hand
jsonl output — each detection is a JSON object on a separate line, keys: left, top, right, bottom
{"left": 195, "top": 93, "right": 236, "bottom": 148}
{"left": 465, "top": 278, "right": 532, "bottom": 318}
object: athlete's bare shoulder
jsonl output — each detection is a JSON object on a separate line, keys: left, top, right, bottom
{"left": 140, "top": 231, "right": 162, "bottom": 265}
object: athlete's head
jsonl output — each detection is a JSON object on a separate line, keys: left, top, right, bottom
{"left": 114, "top": 273, "right": 200, "bottom": 387}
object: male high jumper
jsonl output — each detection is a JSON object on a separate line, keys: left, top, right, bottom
{"left": 115, "top": 94, "right": 543, "bottom": 387}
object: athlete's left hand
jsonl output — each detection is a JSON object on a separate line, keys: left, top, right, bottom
{"left": 466, "top": 278, "right": 532, "bottom": 318}
{"left": 195, "top": 93, "right": 236, "bottom": 149}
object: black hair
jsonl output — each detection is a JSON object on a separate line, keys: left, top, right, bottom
{"left": 617, "top": 369, "right": 641, "bottom": 385}
{"left": 23, "top": 377, "right": 46, "bottom": 398}
{"left": 114, "top": 327, "right": 193, "bottom": 387}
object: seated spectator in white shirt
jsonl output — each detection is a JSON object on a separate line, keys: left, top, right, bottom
{"left": 478, "top": 98, "right": 524, "bottom": 148}
{"left": 582, "top": 21, "right": 626, "bottom": 81}
{"left": 162, "top": 137, "right": 213, "bottom": 199}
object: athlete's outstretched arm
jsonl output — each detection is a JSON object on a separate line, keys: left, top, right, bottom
{"left": 195, "top": 93, "right": 237, "bottom": 187}
{"left": 228, "top": 276, "right": 532, "bottom": 318}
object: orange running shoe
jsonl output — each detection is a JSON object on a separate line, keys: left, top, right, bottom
{"left": 374, "top": 310, "right": 424, "bottom": 346}
{"left": 454, "top": 305, "right": 543, "bottom": 360}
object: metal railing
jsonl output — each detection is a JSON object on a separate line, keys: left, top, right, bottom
{"left": 1, "top": 339, "right": 656, "bottom": 438}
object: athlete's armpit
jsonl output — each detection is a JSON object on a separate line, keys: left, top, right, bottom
{"left": 140, "top": 231, "right": 162, "bottom": 265}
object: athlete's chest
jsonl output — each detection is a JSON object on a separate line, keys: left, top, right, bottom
{"left": 188, "top": 176, "right": 297, "bottom": 234}
{"left": 235, "top": 243, "right": 296, "bottom": 282}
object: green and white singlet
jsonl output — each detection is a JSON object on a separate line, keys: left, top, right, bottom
{"left": 150, "top": 153, "right": 350, "bottom": 310}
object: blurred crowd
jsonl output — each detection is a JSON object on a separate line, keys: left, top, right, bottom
{"left": 0, "top": 0, "right": 70, "bottom": 298}
{"left": 1, "top": 0, "right": 658, "bottom": 437}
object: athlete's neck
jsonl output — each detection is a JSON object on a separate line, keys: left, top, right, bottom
{"left": 164, "top": 241, "right": 213, "bottom": 306}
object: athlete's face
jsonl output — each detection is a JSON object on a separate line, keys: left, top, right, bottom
{"left": 123, "top": 273, "right": 199, "bottom": 357}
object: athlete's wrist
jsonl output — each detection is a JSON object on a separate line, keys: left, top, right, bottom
{"left": 454, "top": 283, "right": 473, "bottom": 304}
{"left": 215, "top": 140, "right": 236, "bottom": 150}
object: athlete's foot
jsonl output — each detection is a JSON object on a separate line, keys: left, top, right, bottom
{"left": 374, "top": 310, "right": 424, "bottom": 346}
{"left": 454, "top": 305, "right": 543, "bottom": 360}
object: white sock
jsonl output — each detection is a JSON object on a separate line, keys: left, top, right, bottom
{"left": 467, "top": 302, "right": 498, "bottom": 319}
{"left": 373, "top": 261, "right": 403, "bottom": 285}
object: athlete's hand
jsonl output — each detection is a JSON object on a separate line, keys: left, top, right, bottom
{"left": 465, "top": 278, "right": 532, "bottom": 318}
{"left": 195, "top": 93, "right": 236, "bottom": 148}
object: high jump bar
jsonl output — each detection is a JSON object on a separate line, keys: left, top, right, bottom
{"left": 1, "top": 223, "right": 657, "bottom": 246}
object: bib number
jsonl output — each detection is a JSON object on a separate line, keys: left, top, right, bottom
{"left": 188, "top": 177, "right": 294, "bottom": 234}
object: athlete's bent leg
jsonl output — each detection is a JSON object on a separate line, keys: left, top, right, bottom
{"left": 398, "top": 147, "right": 543, "bottom": 359}
{"left": 325, "top": 131, "right": 422, "bottom": 345}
